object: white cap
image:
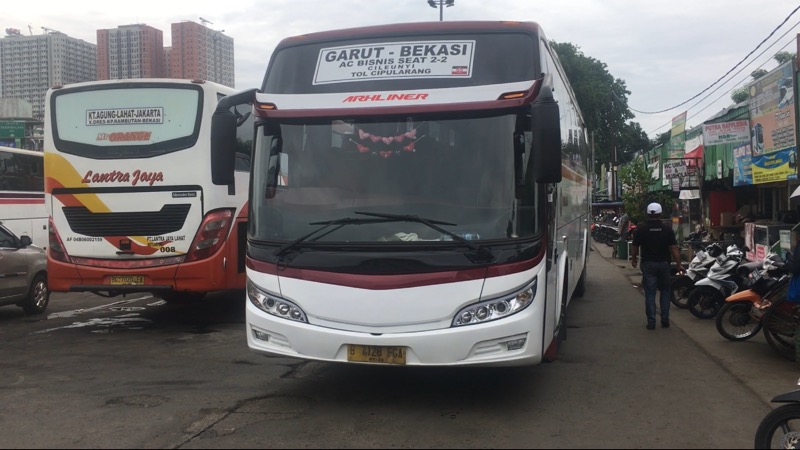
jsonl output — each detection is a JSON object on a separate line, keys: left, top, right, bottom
{"left": 647, "top": 202, "right": 662, "bottom": 215}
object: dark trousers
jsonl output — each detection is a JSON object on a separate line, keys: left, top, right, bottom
{"left": 641, "top": 260, "right": 672, "bottom": 325}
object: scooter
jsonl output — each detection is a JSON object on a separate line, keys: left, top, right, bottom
{"left": 754, "top": 376, "right": 800, "bottom": 449}
{"left": 671, "top": 233, "right": 720, "bottom": 309}
{"left": 686, "top": 244, "right": 756, "bottom": 319}
{"left": 715, "top": 252, "right": 788, "bottom": 341}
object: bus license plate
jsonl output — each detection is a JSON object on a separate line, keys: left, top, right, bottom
{"left": 347, "top": 345, "right": 407, "bottom": 365}
{"left": 110, "top": 275, "right": 145, "bottom": 286}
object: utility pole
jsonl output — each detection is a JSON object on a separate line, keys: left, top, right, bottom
{"left": 427, "top": 0, "right": 455, "bottom": 21}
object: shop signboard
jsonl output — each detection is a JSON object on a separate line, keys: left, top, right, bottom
{"left": 702, "top": 120, "right": 750, "bottom": 146}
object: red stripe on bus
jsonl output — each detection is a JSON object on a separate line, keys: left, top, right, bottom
{"left": 0, "top": 198, "right": 45, "bottom": 204}
{"left": 246, "top": 245, "right": 544, "bottom": 290}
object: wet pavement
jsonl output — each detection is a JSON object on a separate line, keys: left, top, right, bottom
{"left": 590, "top": 240, "right": 799, "bottom": 406}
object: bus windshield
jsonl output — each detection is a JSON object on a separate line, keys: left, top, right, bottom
{"left": 50, "top": 84, "right": 202, "bottom": 159}
{"left": 250, "top": 110, "right": 540, "bottom": 244}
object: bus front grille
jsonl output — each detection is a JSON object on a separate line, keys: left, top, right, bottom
{"left": 62, "top": 204, "right": 192, "bottom": 237}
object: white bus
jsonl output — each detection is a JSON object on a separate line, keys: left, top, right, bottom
{"left": 212, "top": 21, "right": 591, "bottom": 366}
{"left": 44, "top": 79, "right": 253, "bottom": 301}
{"left": 0, "top": 146, "right": 47, "bottom": 248}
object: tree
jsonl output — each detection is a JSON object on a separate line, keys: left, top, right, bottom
{"left": 731, "top": 87, "right": 749, "bottom": 104}
{"left": 618, "top": 159, "right": 675, "bottom": 226}
{"left": 774, "top": 51, "right": 796, "bottom": 64}
{"left": 551, "top": 42, "right": 647, "bottom": 173}
{"left": 750, "top": 68, "right": 768, "bottom": 80}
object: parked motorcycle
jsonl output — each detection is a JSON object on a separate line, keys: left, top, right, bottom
{"left": 591, "top": 222, "right": 618, "bottom": 246}
{"left": 715, "top": 252, "right": 788, "bottom": 341}
{"left": 686, "top": 244, "right": 756, "bottom": 319}
{"left": 760, "top": 289, "right": 800, "bottom": 362}
{"left": 670, "top": 232, "right": 719, "bottom": 309}
{"left": 754, "top": 377, "right": 800, "bottom": 449}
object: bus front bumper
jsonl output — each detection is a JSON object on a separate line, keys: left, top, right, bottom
{"left": 245, "top": 298, "right": 546, "bottom": 367}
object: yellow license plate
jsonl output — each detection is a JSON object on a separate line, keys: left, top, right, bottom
{"left": 347, "top": 345, "right": 407, "bottom": 365}
{"left": 109, "top": 275, "right": 145, "bottom": 286}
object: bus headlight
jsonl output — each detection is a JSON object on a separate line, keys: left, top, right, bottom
{"left": 247, "top": 280, "right": 307, "bottom": 323}
{"left": 451, "top": 278, "right": 537, "bottom": 327}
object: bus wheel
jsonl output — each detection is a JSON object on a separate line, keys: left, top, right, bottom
{"left": 160, "top": 292, "right": 206, "bottom": 303}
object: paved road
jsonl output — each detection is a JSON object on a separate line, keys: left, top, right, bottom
{"left": 0, "top": 243, "right": 797, "bottom": 448}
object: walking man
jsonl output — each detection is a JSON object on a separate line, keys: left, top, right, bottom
{"left": 629, "top": 202, "right": 685, "bottom": 330}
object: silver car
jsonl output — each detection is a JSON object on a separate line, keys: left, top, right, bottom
{"left": 0, "top": 224, "right": 49, "bottom": 314}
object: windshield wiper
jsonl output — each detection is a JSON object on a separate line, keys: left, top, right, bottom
{"left": 273, "top": 213, "right": 495, "bottom": 264}
{"left": 354, "top": 211, "right": 495, "bottom": 263}
{"left": 273, "top": 217, "right": 391, "bottom": 257}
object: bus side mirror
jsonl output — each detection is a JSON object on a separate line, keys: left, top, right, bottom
{"left": 210, "top": 88, "right": 257, "bottom": 186}
{"left": 531, "top": 88, "right": 562, "bottom": 184}
{"left": 211, "top": 110, "right": 237, "bottom": 185}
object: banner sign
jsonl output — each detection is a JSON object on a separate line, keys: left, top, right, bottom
{"left": 669, "top": 111, "right": 687, "bottom": 158}
{"left": 648, "top": 155, "right": 660, "bottom": 180}
{"left": 751, "top": 147, "right": 796, "bottom": 184}
{"left": 702, "top": 120, "right": 750, "bottom": 146}
{"left": 733, "top": 142, "right": 753, "bottom": 186}
{"left": 747, "top": 60, "right": 798, "bottom": 183}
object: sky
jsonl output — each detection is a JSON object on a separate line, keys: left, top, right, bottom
{"left": 6, "top": 0, "right": 800, "bottom": 139}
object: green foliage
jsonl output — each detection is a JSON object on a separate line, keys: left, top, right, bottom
{"left": 751, "top": 68, "right": 768, "bottom": 80}
{"left": 550, "top": 41, "right": 648, "bottom": 173}
{"left": 774, "top": 51, "right": 796, "bottom": 64}
{"left": 731, "top": 87, "right": 749, "bottom": 104}
{"left": 618, "top": 160, "right": 675, "bottom": 225}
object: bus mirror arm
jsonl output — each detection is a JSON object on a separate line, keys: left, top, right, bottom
{"left": 236, "top": 110, "right": 251, "bottom": 127}
{"left": 513, "top": 131, "right": 525, "bottom": 199}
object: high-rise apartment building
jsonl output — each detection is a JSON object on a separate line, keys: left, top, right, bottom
{"left": 0, "top": 28, "right": 96, "bottom": 120}
{"left": 97, "top": 24, "right": 165, "bottom": 80}
{"left": 169, "top": 21, "right": 234, "bottom": 87}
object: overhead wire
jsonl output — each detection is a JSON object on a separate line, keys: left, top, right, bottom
{"left": 645, "top": 28, "right": 800, "bottom": 136}
{"left": 630, "top": 3, "right": 800, "bottom": 116}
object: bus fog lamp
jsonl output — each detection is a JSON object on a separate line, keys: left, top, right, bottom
{"left": 252, "top": 329, "right": 270, "bottom": 342}
{"left": 451, "top": 278, "right": 537, "bottom": 327}
{"left": 504, "top": 337, "right": 526, "bottom": 350}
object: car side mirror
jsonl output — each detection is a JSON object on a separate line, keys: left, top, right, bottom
{"left": 19, "top": 235, "right": 32, "bottom": 247}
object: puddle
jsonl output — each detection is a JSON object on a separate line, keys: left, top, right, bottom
{"left": 34, "top": 313, "right": 153, "bottom": 334}
{"left": 47, "top": 296, "right": 153, "bottom": 319}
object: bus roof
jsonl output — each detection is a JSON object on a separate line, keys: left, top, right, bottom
{"left": 47, "top": 78, "right": 235, "bottom": 93}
